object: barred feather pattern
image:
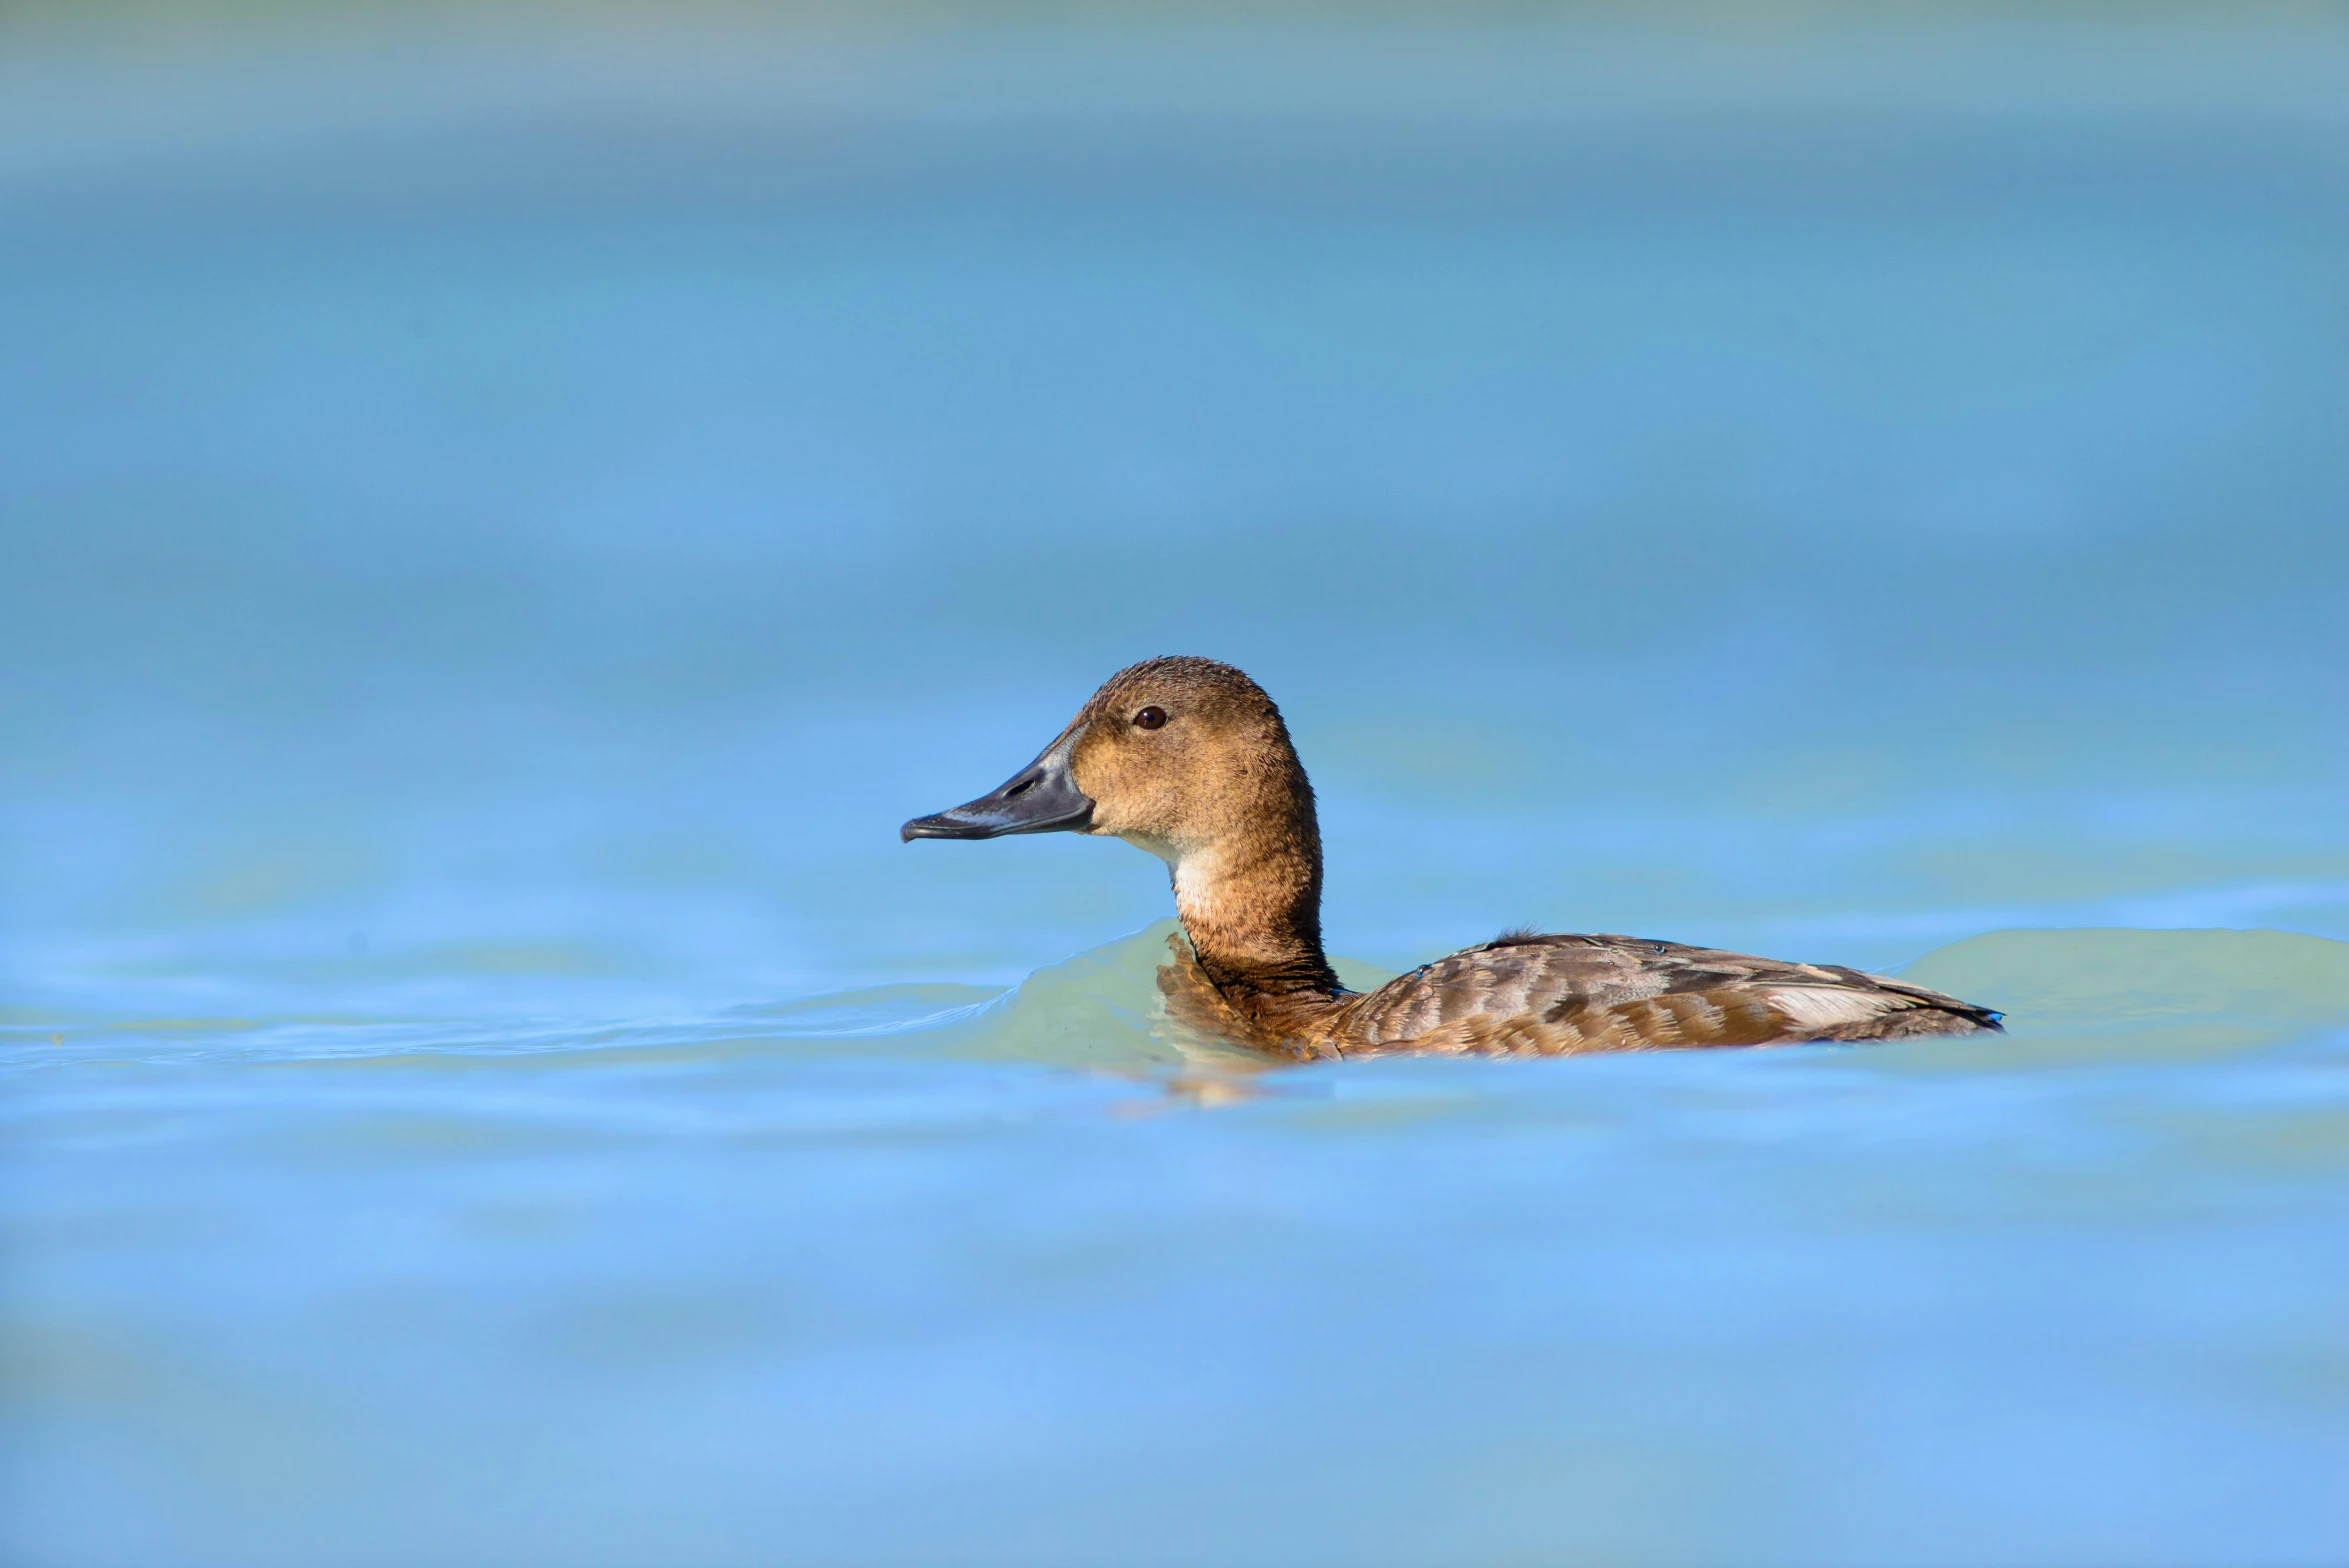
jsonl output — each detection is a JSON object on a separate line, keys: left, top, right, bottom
{"left": 1159, "top": 930, "right": 2001, "bottom": 1060}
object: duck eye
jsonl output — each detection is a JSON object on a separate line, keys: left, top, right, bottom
{"left": 1133, "top": 706, "right": 1167, "bottom": 731}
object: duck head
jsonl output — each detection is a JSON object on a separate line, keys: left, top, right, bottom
{"left": 900, "top": 656, "right": 1305, "bottom": 855}
{"left": 902, "top": 656, "right": 1335, "bottom": 990}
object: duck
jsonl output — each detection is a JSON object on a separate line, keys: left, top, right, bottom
{"left": 902, "top": 656, "right": 2003, "bottom": 1061}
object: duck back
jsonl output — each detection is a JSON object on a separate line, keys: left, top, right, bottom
{"left": 1159, "top": 930, "right": 2002, "bottom": 1059}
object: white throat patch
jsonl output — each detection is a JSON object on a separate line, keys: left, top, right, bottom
{"left": 1169, "top": 845, "right": 1227, "bottom": 917}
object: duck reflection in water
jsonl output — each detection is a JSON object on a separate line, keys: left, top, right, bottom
{"left": 904, "top": 658, "right": 2003, "bottom": 1062}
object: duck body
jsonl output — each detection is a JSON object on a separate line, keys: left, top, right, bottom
{"left": 1158, "top": 928, "right": 2000, "bottom": 1062}
{"left": 905, "top": 656, "right": 2002, "bottom": 1061}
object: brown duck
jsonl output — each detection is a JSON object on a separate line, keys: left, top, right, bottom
{"left": 903, "top": 657, "right": 2003, "bottom": 1061}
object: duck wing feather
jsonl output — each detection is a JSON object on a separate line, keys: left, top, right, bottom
{"left": 1332, "top": 933, "right": 2001, "bottom": 1055}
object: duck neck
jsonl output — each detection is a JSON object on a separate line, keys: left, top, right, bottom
{"left": 1170, "top": 832, "right": 1340, "bottom": 1001}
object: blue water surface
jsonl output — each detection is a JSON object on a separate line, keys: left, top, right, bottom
{"left": 3, "top": 7, "right": 2347, "bottom": 1564}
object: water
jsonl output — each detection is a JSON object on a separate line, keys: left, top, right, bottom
{"left": 4, "top": 7, "right": 2347, "bottom": 1564}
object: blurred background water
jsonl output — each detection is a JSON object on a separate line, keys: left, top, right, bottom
{"left": 3, "top": 3, "right": 2347, "bottom": 1564}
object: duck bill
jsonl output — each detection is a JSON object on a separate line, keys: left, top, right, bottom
{"left": 901, "top": 743, "right": 1094, "bottom": 842}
